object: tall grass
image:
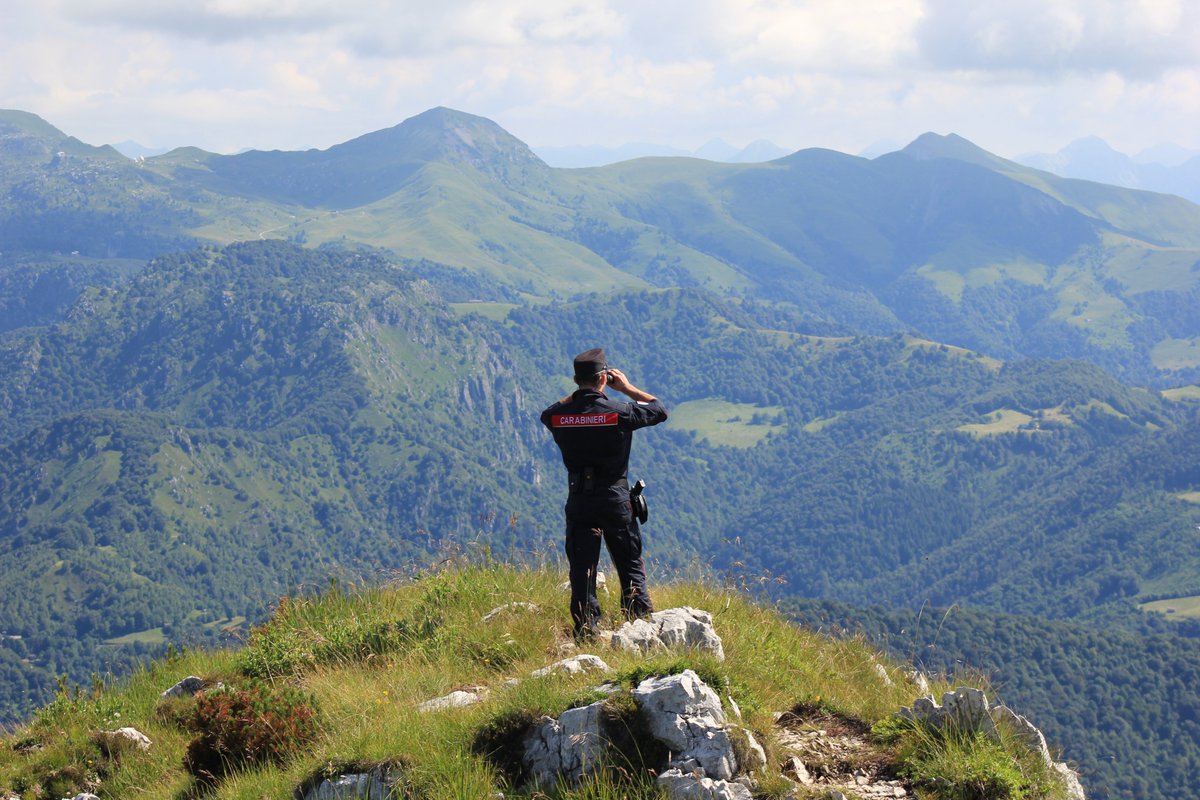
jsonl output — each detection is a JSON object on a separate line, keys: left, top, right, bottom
{"left": 0, "top": 562, "right": 1069, "bottom": 799}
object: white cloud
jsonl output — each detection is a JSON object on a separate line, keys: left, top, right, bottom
{"left": 915, "top": 0, "right": 1200, "bottom": 78}
{"left": 720, "top": 0, "right": 924, "bottom": 73}
{"left": 613, "top": 0, "right": 922, "bottom": 73}
{"left": 1, "top": 0, "right": 1198, "bottom": 155}
{"left": 56, "top": 0, "right": 625, "bottom": 53}
{"left": 60, "top": 0, "right": 342, "bottom": 41}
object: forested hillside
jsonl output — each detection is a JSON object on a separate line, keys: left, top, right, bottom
{"left": 2, "top": 240, "right": 1199, "bottom": 742}
{"left": 788, "top": 598, "right": 1200, "bottom": 799}
{"left": 0, "top": 243, "right": 553, "bottom": 721}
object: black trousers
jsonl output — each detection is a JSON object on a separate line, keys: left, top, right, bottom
{"left": 564, "top": 517, "right": 653, "bottom": 634}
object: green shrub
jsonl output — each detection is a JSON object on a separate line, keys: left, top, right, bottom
{"left": 238, "top": 609, "right": 418, "bottom": 678}
{"left": 153, "top": 693, "right": 198, "bottom": 730}
{"left": 183, "top": 682, "right": 321, "bottom": 784}
{"left": 875, "top": 716, "right": 1063, "bottom": 800}
{"left": 456, "top": 634, "right": 524, "bottom": 672}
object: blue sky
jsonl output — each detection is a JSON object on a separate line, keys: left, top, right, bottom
{"left": 3, "top": 0, "right": 1198, "bottom": 159}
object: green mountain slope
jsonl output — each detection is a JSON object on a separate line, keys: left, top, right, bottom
{"left": 5, "top": 107, "right": 1200, "bottom": 382}
{"left": 185, "top": 107, "right": 551, "bottom": 209}
{"left": 0, "top": 111, "right": 200, "bottom": 259}
{"left": 0, "top": 243, "right": 556, "bottom": 720}
{"left": 704, "top": 356, "right": 1200, "bottom": 620}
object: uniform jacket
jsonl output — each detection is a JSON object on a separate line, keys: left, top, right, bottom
{"left": 541, "top": 388, "right": 668, "bottom": 522}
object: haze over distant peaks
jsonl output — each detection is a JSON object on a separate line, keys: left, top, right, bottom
{"left": 533, "top": 136, "right": 789, "bottom": 167}
{"left": 1133, "top": 142, "right": 1200, "bottom": 167}
{"left": 111, "top": 140, "right": 172, "bottom": 159}
{"left": 1017, "top": 136, "right": 1200, "bottom": 203}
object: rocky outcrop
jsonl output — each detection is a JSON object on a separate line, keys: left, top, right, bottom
{"left": 530, "top": 654, "right": 611, "bottom": 678}
{"left": 656, "top": 768, "right": 753, "bottom": 799}
{"left": 161, "top": 675, "right": 209, "bottom": 698}
{"left": 611, "top": 607, "right": 725, "bottom": 660}
{"left": 632, "top": 670, "right": 740, "bottom": 780}
{"left": 519, "top": 669, "right": 763, "bottom": 799}
{"left": 297, "top": 766, "right": 404, "bottom": 800}
{"left": 899, "top": 687, "right": 1085, "bottom": 800}
{"left": 94, "top": 726, "right": 152, "bottom": 755}
{"left": 523, "top": 701, "right": 608, "bottom": 789}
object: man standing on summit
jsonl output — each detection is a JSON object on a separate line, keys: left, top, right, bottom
{"left": 541, "top": 348, "right": 668, "bottom": 640}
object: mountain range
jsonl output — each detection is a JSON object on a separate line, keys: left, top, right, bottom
{"left": 4, "top": 106, "right": 1199, "bottom": 388}
{"left": 1017, "top": 136, "right": 1200, "bottom": 204}
{"left": 3, "top": 106, "right": 1200, "bottom": 797}
{"left": 532, "top": 137, "right": 791, "bottom": 167}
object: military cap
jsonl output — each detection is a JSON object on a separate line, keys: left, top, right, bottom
{"left": 572, "top": 348, "right": 609, "bottom": 381}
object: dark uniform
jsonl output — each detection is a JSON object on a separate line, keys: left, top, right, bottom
{"left": 541, "top": 349, "right": 668, "bottom": 638}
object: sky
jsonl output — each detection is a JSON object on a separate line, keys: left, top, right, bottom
{"left": 2, "top": 0, "right": 1199, "bottom": 160}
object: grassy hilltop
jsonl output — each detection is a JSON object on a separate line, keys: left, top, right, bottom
{"left": 0, "top": 563, "right": 1076, "bottom": 799}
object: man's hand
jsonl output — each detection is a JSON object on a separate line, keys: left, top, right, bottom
{"left": 605, "top": 368, "right": 656, "bottom": 402}
{"left": 604, "top": 367, "right": 631, "bottom": 392}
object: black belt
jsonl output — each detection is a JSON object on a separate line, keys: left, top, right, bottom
{"left": 568, "top": 467, "right": 626, "bottom": 494}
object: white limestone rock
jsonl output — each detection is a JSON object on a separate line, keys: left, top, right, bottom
{"left": 990, "top": 705, "right": 1049, "bottom": 760}
{"left": 942, "top": 687, "right": 992, "bottom": 731}
{"left": 481, "top": 602, "right": 539, "bottom": 623}
{"left": 516, "top": 670, "right": 768, "bottom": 796}
{"left": 418, "top": 687, "right": 487, "bottom": 712}
{"left": 899, "top": 687, "right": 993, "bottom": 734}
{"left": 783, "top": 755, "right": 813, "bottom": 784}
{"left": 631, "top": 670, "right": 736, "bottom": 780}
{"left": 873, "top": 662, "right": 894, "bottom": 686}
{"left": 1052, "top": 761, "right": 1088, "bottom": 800}
{"left": 612, "top": 607, "right": 725, "bottom": 661}
{"left": 610, "top": 617, "right": 662, "bottom": 654}
{"left": 161, "top": 675, "right": 208, "bottom": 698}
{"left": 95, "top": 726, "right": 152, "bottom": 755}
{"left": 531, "top": 654, "right": 611, "bottom": 678}
{"left": 733, "top": 726, "right": 767, "bottom": 772}
{"left": 656, "top": 767, "right": 753, "bottom": 800}
{"left": 300, "top": 768, "right": 401, "bottom": 800}
{"left": 899, "top": 688, "right": 1085, "bottom": 799}
{"left": 522, "top": 701, "right": 607, "bottom": 789}
{"left": 906, "top": 670, "right": 930, "bottom": 694}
